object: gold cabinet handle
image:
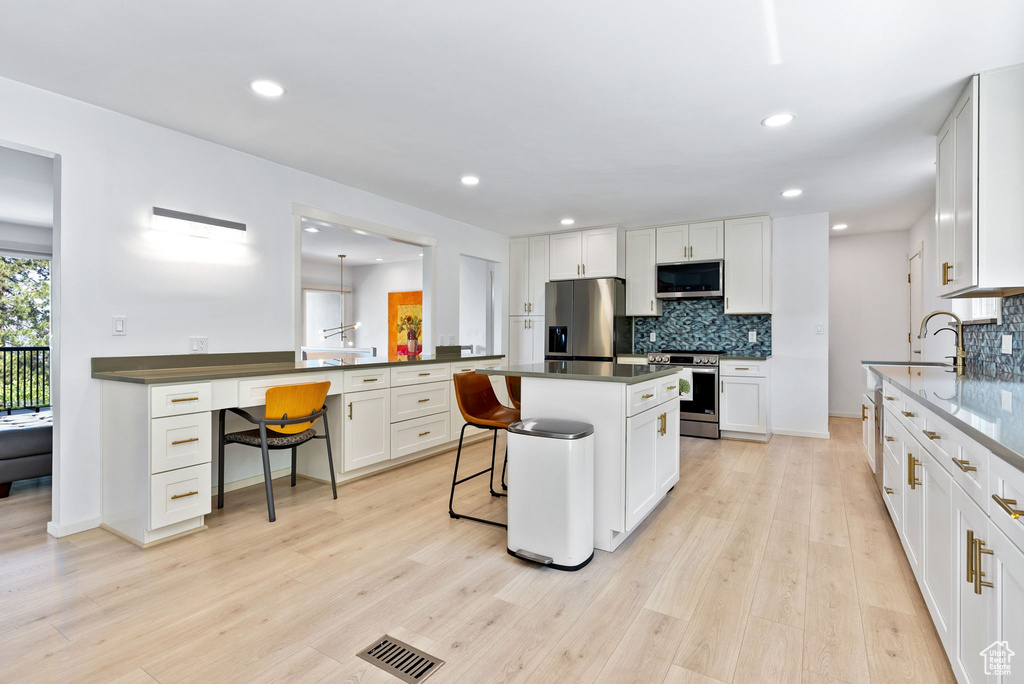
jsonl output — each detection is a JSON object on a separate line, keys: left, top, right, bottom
{"left": 922, "top": 430, "right": 941, "bottom": 440}
{"left": 953, "top": 458, "right": 977, "bottom": 473}
{"left": 171, "top": 437, "right": 199, "bottom": 445}
{"left": 885, "top": 396, "right": 896, "bottom": 401}
{"left": 861, "top": 405, "right": 868, "bottom": 421}
{"left": 974, "top": 536, "right": 994, "bottom": 594}
{"left": 577, "top": 264, "right": 580, "bottom": 276}
{"left": 418, "top": 372, "right": 431, "bottom": 376}
{"left": 734, "top": 367, "right": 750, "bottom": 371}
{"left": 884, "top": 435, "right": 895, "bottom": 442}
{"left": 418, "top": 431, "right": 431, "bottom": 437}
{"left": 583, "top": 263, "right": 586, "bottom": 276}
{"left": 347, "top": 402, "right": 353, "bottom": 419}
{"left": 362, "top": 378, "right": 378, "bottom": 382}
{"left": 666, "top": 383, "right": 675, "bottom": 391}
{"left": 967, "top": 529, "right": 976, "bottom": 583}
{"left": 171, "top": 397, "right": 199, "bottom": 403}
{"left": 641, "top": 393, "right": 654, "bottom": 399}
{"left": 942, "top": 261, "right": 953, "bottom": 286}
{"left": 171, "top": 491, "right": 198, "bottom": 500}
{"left": 907, "top": 454, "right": 921, "bottom": 489}
{"left": 650, "top": 300, "right": 653, "bottom": 311}
{"left": 884, "top": 486, "right": 894, "bottom": 494}
{"left": 992, "top": 494, "right": 1023, "bottom": 519}
{"left": 417, "top": 398, "right": 431, "bottom": 403}
{"left": 902, "top": 411, "right": 916, "bottom": 418}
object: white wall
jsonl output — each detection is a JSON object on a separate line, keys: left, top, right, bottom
{"left": 907, "top": 205, "right": 958, "bottom": 363}
{"left": 349, "top": 260, "right": 423, "bottom": 353}
{"left": 828, "top": 230, "right": 910, "bottom": 417}
{"left": 771, "top": 213, "right": 830, "bottom": 438}
{"left": 0, "top": 75, "right": 509, "bottom": 536}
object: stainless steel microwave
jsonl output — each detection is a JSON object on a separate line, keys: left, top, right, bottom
{"left": 655, "top": 259, "right": 724, "bottom": 299}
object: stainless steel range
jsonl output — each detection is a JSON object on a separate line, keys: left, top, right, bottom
{"left": 647, "top": 350, "right": 720, "bottom": 439}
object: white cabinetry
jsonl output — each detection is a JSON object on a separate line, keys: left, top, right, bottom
{"left": 936, "top": 66, "right": 1024, "bottom": 298}
{"left": 655, "top": 220, "right": 724, "bottom": 264}
{"left": 548, "top": 227, "right": 624, "bottom": 281}
{"left": 719, "top": 360, "right": 770, "bottom": 441}
{"left": 724, "top": 216, "right": 772, "bottom": 314}
{"left": 509, "top": 235, "right": 550, "bottom": 315}
{"left": 343, "top": 388, "right": 390, "bottom": 470}
{"left": 509, "top": 317, "right": 543, "bottom": 365}
{"left": 625, "top": 228, "right": 661, "bottom": 316}
{"left": 861, "top": 393, "right": 876, "bottom": 473}
{"left": 921, "top": 446, "right": 955, "bottom": 652}
{"left": 528, "top": 235, "right": 549, "bottom": 314}
{"left": 625, "top": 390, "right": 679, "bottom": 531}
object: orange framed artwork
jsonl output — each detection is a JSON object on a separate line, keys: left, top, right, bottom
{"left": 388, "top": 290, "right": 423, "bottom": 357}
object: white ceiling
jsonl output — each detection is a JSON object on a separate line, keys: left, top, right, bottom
{"left": 0, "top": 145, "right": 53, "bottom": 228}
{"left": 1, "top": 2, "right": 1023, "bottom": 236}
{"left": 301, "top": 218, "right": 423, "bottom": 267}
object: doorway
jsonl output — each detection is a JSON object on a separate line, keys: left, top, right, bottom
{"left": 909, "top": 245, "right": 923, "bottom": 359}
{"left": 459, "top": 255, "right": 500, "bottom": 355}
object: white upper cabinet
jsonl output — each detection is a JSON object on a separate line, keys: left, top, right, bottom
{"left": 549, "top": 227, "right": 623, "bottom": 281}
{"left": 528, "top": 235, "right": 549, "bottom": 315}
{"left": 936, "top": 66, "right": 1024, "bottom": 298}
{"left": 724, "top": 215, "right": 772, "bottom": 314}
{"left": 655, "top": 221, "right": 723, "bottom": 264}
{"left": 625, "top": 229, "right": 661, "bottom": 316}
{"left": 509, "top": 235, "right": 550, "bottom": 314}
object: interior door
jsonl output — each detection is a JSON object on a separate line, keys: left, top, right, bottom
{"left": 687, "top": 220, "right": 724, "bottom": 260}
{"left": 909, "top": 250, "right": 923, "bottom": 358}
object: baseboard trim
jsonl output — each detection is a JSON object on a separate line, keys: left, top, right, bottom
{"left": 47, "top": 515, "right": 102, "bottom": 538}
{"left": 829, "top": 412, "right": 861, "bottom": 419}
{"left": 772, "top": 428, "right": 831, "bottom": 439}
{"left": 217, "top": 467, "right": 292, "bottom": 496}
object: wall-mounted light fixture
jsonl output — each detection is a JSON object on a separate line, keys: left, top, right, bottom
{"left": 152, "top": 207, "right": 247, "bottom": 243}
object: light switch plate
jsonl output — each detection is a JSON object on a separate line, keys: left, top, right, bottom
{"left": 112, "top": 316, "right": 127, "bottom": 336}
{"left": 1002, "top": 334, "right": 1013, "bottom": 354}
{"left": 650, "top": 332, "right": 656, "bottom": 342}
{"left": 815, "top": 323, "right": 824, "bottom": 335}
{"left": 188, "top": 336, "right": 208, "bottom": 354}
{"left": 748, "top": 331, "right": 756, "bottom": 343}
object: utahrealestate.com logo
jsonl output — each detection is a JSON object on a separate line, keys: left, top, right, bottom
{"left": 981, "top": 640, "right": 1015, "bottom": 676}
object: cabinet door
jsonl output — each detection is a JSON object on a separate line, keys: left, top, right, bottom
{"left": 936, "top": 114, "right": 957, "bottom": 296}
{"left": 655, "top": 224, "right": 688, "bottom": 263}
{"left": 549, "top": 231, "right": 582, "bottom": 281}
{"left": 724, "top": 216, "right": 771, "bottom": 314}
{"left": 625, "top": 406, "right": 660, "bottom": 531}
{"left": 988, "top": 522, "right": 1024, "bottom": 684}
{"left": 581, "top": 227, "right": 620, "bottom": 278}
{"left": 882, "top": 451, "right": 903, "bottom": 529}
{"left": 861, "top": 394, "right": 875, "bottom": 472}
{"left": 527, "top": 235, "right": 549, "bottom": 314}
{"left": 903, "top": 426, "right": 924, "bottom": 576}
{"left": 508, "top": 317, "right": 534, "bottom": 366}
{"left": 952, "top": 78, "right": 979, "bottom": 293}
{"left": 343, "top": 389, "right": 390, "bottom": 471}
{"left": 656, "top": 401, "right": 680, "bottom": 495}
{"left": 952, "top": 485, "right": 994, "bottom": 684}
{"left": 921, "top": 449, "right": 955, "bottom": 652}
{"left": 720, "top": 375, "right": 767, "bottom": 434}
{"left": 508, "top": 237, "right": 530, "bottom": 316}
{"left": 688, "top": 220, "right": 725, "bottom": 260}
{"left": 625, "top": 229, "right": 661, "bottom": 316}
{"left": 530, "top": 318, "right": 545, "bottom": 363}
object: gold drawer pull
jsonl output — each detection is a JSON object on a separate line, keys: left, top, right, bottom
{"left": 975, "top": 536, "right": 993, "bottom": 594}
{"left": 641, "top": 393, "right": 654, "bottom": 400}
{"left": 666, "top": 384, "right": 675, "bottom": 390}
{"left": 861, "top": 405, "right": 868, "bottom": 421}
{"left": 922, "top": 430, "right": 941, "bottom": 440}
{"left": 417, "top": 398, "right": 431, "bottom": 403}
{"left": 884, "top": 435, "right": 895, "bottom": 442}
{"left": 734, "top": 367, "right": 750, "bottom": 371}
{"left": 942, "top": 261, "right": 953, "bottom": 286}
{"left": 953, "top": 458, "right": 977, "bottom": 473}
{"left": 171, "top": 397, "right": 199, "bottom": 403}
{"left": 171, "top": 491, "right": 199, "bottom": 500}
{"left": 993, "top": 494, "right": 1023, "bottom": 519}
{"left": 171, "top": 437, "right": 199, "bottom": 445}
{"left": 902, "top": 411, "right": 915, "bottom": 418}
{"left": 418, "top": 372, "right": 431, "bottom": 376}
{"left": 884, "top": 486, "right": 894, "bottom": 494}
{"left": 885, "top": 396, "right": 896, "bottom": 401}
{"left": 362, "top": 378, "right": 378, "bottom": 382}
{"left": 418, "top": 431, "right": 431, "bottom": 437}
{"left": 907, "top": 454, "right": 921, "bottom": 489}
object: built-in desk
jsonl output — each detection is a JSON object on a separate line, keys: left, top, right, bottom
{"left": 93, "top": 351, "right": 505, "bottom": 547}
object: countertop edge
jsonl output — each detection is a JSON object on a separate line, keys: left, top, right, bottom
{"left": 93, "top": 355, "right": 505, "bottom": 385}
{"left": 867, "top": 364, "right": 1024, "bottom": 474}
{"left": 479, "top": 366, "right": 678, "bottom": 385}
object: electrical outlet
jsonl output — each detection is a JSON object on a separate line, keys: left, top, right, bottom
{"left": 650, "top": 332, "right": 656, "bottom": 342}
{"left": 112, "top": 316, "right": 127, "bottom": 336}
{"left": 188, "top": 336, "right": 208, "bottom": 354}
{"left": 1002, "top": 334, "right": 1013, "bottom": 355}
{"left": 748, "top": 331, "right": 756, "bottom": 343}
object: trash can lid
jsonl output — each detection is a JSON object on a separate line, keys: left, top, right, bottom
{"left": 507, "top": 418, "right": 594, "bottom": 440}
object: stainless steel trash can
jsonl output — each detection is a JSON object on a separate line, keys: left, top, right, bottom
{"left": 506, "top": 418, "right": 595, "bottom": 571}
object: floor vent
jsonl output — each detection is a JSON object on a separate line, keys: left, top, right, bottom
{"left": 357, "top": 634, "right": 445, "bottom": 682}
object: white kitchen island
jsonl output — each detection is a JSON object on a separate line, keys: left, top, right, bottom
{"left": 481, "top": 361, "right": 681, "bottom": 552}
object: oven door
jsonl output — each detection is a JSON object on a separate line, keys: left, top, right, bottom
{"left": 678, "top": 368, "right": 719, "bottom": 422}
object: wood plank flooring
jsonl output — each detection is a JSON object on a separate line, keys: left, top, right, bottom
{"left": 0, "top": 418, "right": 956, "bottom": 683}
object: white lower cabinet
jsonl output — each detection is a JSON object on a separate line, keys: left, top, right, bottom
{"left": 150, "top": 463, "right": 211, "bottom": 529}
{"left": 509, "top": 317, "right": 542, "bottom": 365}
{"left": 343, "top": 389, "right": 391, "bottom": 470}
{"left": 988, "top": 522, "right": 1024, "bottom": 684}
{"left": 626, "top": 397, "right": 679, "bottom": 531}
{"left": 921, "top": 448, "right": 955, "bottom": 651}
{"left": 656, "top": 401, "right": 680, "bottom": 495}
{"left": 902, "top": 423, "right": 925, "bottom": 575}
{"left": 391, "top": 413, "right": 450, "bottom": 459}
{"left": 953, "top": 484, "right": 994, "bottom": 684}
{"left": 861, "top": 393, "right": 876, "bottom": 472}
{"left": 720, "top": 375, "right": 768, "bottom": 435}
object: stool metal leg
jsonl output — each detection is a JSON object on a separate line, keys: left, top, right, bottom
{"left": 258, "top": 424, "right": 277, "bottom": 523}
{"left": 290, "top": 447, "right": 297, "bottom": 487}
{"left": 449, "top": 423, "right": 507, "bottom": 529}
{"left": 321, "top": 409, "right": 338, "bottom": 500}
{"left": 489, "top": 430, "right": 507, "bottom": 499}
{"left": 217, "top": 409, "right": 226, "bottom": 509}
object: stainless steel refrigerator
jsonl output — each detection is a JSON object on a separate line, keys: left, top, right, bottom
{"left": 544, "top": 278, "right": 629, "bottom": 361}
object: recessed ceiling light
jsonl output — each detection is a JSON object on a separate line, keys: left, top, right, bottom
{"left": 560, "top": 218, "right": 575, "bottom": 226}
{"left": 375, "top": 258, "right": 384, "bottom": 262}
{"left": 781, "top": 188, "right": 803, "bottom": 198}
{"left": 761, "top": 112, "right": 796, "bottom": 127}
{"left": 303, "top": 227, "right": 320, "bottom": 233}
{"left": 249, "top": 79, "right": 285, "bottom": 98}
{"left": 461, "top": 175, "right": 480, "bottom": 186}
{"left": 832, "top": 224, "right": 848, "bottom": 230}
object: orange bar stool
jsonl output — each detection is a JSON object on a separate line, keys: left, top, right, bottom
{"left": 505, "top": 375, "right": 522, "bottom": 410}
{"left": 449, "top": 372, "right": 520, "bottom": 528}
{"left": 217, "top": 381, "right": 336, "bottom": 522}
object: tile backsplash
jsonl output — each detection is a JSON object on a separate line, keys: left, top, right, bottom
{"left": 964, "top": 294, "right": 1024, "bottom": 377}
{"left": 632, "top": 298, "right": 772, "bottom": 356}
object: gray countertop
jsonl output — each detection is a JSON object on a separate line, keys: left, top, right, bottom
{"left": 92, "top": 352, "right": 504, "bottom": 384}
{"left": 868, "top": 364, "right": 1024, "bottom": 473}
{"left": 722, "top": 355, "right": 771, "bottom": 361}
{"left": 479, "top": 361, "right": 677, "bottom": 385}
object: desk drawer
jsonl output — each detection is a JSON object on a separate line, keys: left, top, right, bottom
{"left": 391, "top": 413, "right": 450, "bottom": 459}
{"left": 237, "top": 374, "right": 327, "bottom": 407}
{"left": 151, "top": 383, "right": 211, "bottom": 418}
{"left": 720, "top": 360, "right": 766, "bottom": 377}
{"left": 628, "top": 379, "right": 661, "bottom": 417}
{"left": 391, "top": 381, "right": 449, "bottom": 422}
{"left": 151, "top": 413, "right": 212, "bottom": 474}
{"left": 881, "top": 382, "right": 904, "bottom": 413}
{"left": 658, "top": 374, "right": 681, "bottom": 402}
{"left": 450, "top": 361, "right": 479, "bottom": 375}
{"left": 150, "top": 463, "right": 211, "bottom": 530}
{"left": 343, "top": 367, "right": 390, "bottom": 392}
{"left": 391, "top": 363, "right": 451, "bottom": 387}
{"left": 989, "top": 455, "right": 1024, "bottom": 553}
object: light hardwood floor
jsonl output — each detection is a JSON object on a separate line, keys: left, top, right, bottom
{"left": 0, "top": 418, "right": 956, "bottom": 683}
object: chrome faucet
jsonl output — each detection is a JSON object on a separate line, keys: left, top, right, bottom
{"left": 919, "top": 310, "right": 967, "bottom": 374}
